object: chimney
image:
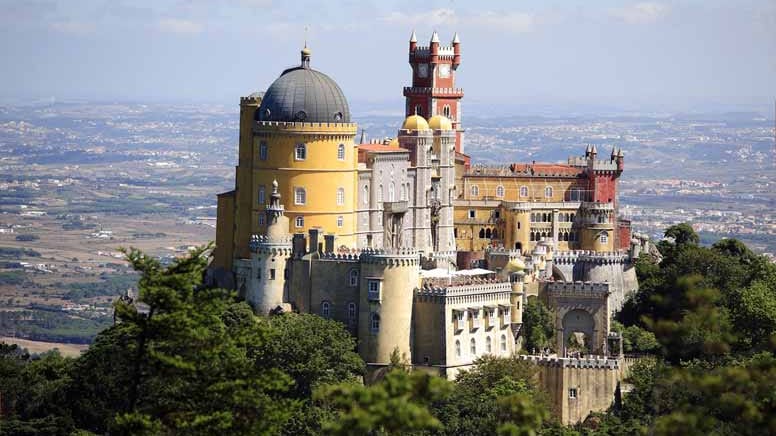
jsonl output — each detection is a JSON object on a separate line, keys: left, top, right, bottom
{"left": 308, "top": 228, "right": 320, "bottom": 254}
{"left": 324, "top": 234, "right": 335, "bottom": 253}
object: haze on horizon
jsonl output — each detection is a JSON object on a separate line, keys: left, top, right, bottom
{"left": 0, "top": 0, "right": 774, "bottom": 113}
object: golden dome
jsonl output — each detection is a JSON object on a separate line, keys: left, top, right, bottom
{"left": 504, "top": 258, "right": 526, "bottom": 273}
{"left": 387, "top": 137, "right": 399, "bottom": 147}
{"left": 402, "top": 114, "right": 429, "bottom": 131}
{"left": 428, "top": 114, "right": 453, "bottom": 130}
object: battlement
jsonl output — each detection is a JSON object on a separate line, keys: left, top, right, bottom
{"left": 359, "top": 247, "right": 419, "bottom": 265}
{"left": 547, "top": 281, "right": 610, "bottom": 297}
{"left": 518, "top": 354, "right": 620, "bottom": 370}
{"left": 403, "top": 87, "right": 464, "bottom": 97}
{"left": 249, "top": 234, "right": 293, "bottom": 254}
{"left": 411, "top": 46, "right": 456, "bottom": 56}
{"left": 318, "top": 251, "right": 361, "bottom": 262}
{"left": 240, "top": 95, "right": 262, "bottom": 105}
{"left": 552, "top": 250, "right": 629, "bottom": 265}
{"left": 416, "top": 279, "right": 511, "bottom": 297}
{"left": 254, "top": 121, "right": 358, "bottom": 135}
{"left": 567, "top": 156, "right": 620, "bottom": 172}
{"left": 581, "top": 202, "right": 615, "bottom": 212}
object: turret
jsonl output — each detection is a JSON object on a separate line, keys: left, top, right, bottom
{"left": 430, "top": 30, "right": 439, "bottom": 63}
{"left": 452, "top": 32, "right": 461, "bottom": 67}
{"left": 409, "top": 30, "right": 417, "bottom": 52}
{"left": 616, "top": 148, "right": 624, "bottom": 171}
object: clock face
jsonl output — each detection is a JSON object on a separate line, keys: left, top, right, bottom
{"left": 418, "top": 64, "right": 429, "bottom": 78}
{"left": 439, "top": 64, "right": 451, "bottom": 78}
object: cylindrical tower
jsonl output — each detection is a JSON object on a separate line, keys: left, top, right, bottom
{"left": 357, "top": 248, "right": 419, "bottom": 367}
{"left": 511, "top": 203, "right": 531, "bottom": 253}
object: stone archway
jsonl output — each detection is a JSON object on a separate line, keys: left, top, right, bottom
{"left": 562, "top": 309, "right": 594, "bottom": 354}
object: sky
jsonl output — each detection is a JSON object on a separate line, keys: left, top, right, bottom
{"left": 0, "top": 0, "right": 774, "bottom": 112}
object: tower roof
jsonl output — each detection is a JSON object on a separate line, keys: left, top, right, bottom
{"left": 452, "top": 32, "right": 460, "bottom": 43}
{"left": 402, "top": 114, "right": 429, "bottom": 131}
{"left": 430, "top": 30, "right": 439, "bottom": 43}
{"left": 428, "top": 114, "right": 453, "bottom": 131}
{"left": 257, "top": 47, "right": 351, "bottom": 123}
{"left": 410, "top": 30, "right": 417, "bottom": 42}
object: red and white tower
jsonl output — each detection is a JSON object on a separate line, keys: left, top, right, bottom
{"left": 404, "top": 31, "right": 465, "bottom": 154}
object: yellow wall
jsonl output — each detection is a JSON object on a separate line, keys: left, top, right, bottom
{"left": 213, "top": 191, "right": 235, "bottom": 270}
{"left": 461, "top": 176, "right": 583, "bottom": 202}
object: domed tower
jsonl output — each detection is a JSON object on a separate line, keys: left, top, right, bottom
{"left": 398, "top": 115, "right": 433, "bottom": 252}
{"left": 427, "top": 115, "right": 456, "bottom": 252}
{"left": 245, "top": 180, "right": 293, "bottom": 314}
{"left": 228, "top": 45, "right": 358, "bottom": 262}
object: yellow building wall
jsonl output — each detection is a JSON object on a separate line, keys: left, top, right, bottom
{"left": 213, "top": 191, "right": 235, "bottom": 270}
{"left": 461, "top": 176, "right": 583, "bottom": 202}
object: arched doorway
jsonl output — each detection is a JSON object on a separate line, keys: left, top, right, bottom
{"left": 562, "top": 309, "right": 595, "bottom": 355}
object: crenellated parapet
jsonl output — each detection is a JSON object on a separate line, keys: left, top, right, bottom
{"left": 518, "top": 354, "right": 620, "bottom": 370}
{"left": 547, "top": 281, "right": 610, "bottom": 298}
{"left": 249, "top": 234, "right": 293, "bottom": 255}
{"left": 553, "top": 250, "right": 629, "bottom": 265}
{"left": 359, "top": 247, "right": 419, "bottom": 266}
{"left": 318, "top": 251, "right": 361, "bottom": 262}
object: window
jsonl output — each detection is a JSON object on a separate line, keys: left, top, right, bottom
{"left": 295, "top": 187, "right": 306, "bottom": 205}
{"left": 368, "top": 280, "right": 381, "bottom": 301}
{"left": 321, "top": 301, "right": 331, "bottom": 318}
{"left": 258, "top": 215, "right": 265, "bottom": 226}
{"left": 348, "top": 302, "right": 356, "bottom": 321}
{"left": 455, "top": 340, "right": 461, "bottom": 357}
{"left": 337, "top": 215, "right": 344, "bottom": 227}
{"left": 349, "top": 269, "right": 359, "bottom": 287}
{"left": 336, "top": 188, "right": 345, "bottom": 206}
{"left": 269, "top": 269, "right": 276, "bottom": 280}
{"left": 378, "top": 185, "right": 383, "bottom": 203}
{"left": 471, "top": 309, "right": 481, "bottom": 329}
{"left": 486, "top": 337, "right": 492, "bottom": 354}
{"left": 414, "top": 104, "right": 422, "bottom": 116}
{"left": 470, "top": 338, "right": 476, "bottom": 356}
{"left": 600, "top": 231, "right": 608, "bottom": 244}
{"left": 295, "top": 143, "right": 306, "bottom": 160}
{"left": 442, "top": 105, "right": 451, "bottom": 118}
{"left": 496, "top": 185, "right": 505, "bottom": 197}
{"left": 471, "top": 185, "right": 479, "bottom": 197}
{"left": 337, "top": 144, "right": 345, "bottom": 160}
{"left": 598, "top": 214, "right": 607, "bottom": 224}
{"left": 520, "top": 186, "right": 528, "bottom": 197}
{"left": 545, "top": 186, "right": 553, "bottom": 199}
{"left": 569, "top": 388, "right": 578, "bottom": 399}
{"left": 370, "top": 312, "right": 380, "bottom": 332}
{"left": 500, "top": 334, "right": 507, "bottom": 352}
{"left": 259, "top": 141, "right": 268, "bottom": 160}
{"left": 468, "top": 210, "right": 475, "bottom": 219}
{"left": 388, "top": 182, "right": 395, "bottom": 202}
{"left": 401, "top": 184, "right": 407, "bottom": 201}
{"left": 295, "top": 216, "right": 304, "bottom": 228}
{"left": 258, "top": 185, "right": 265, "bottom": 205}
{"left": 363, "top": 185, "right": 369, "bottom": 205}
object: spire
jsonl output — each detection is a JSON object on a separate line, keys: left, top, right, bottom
{"left": 617, "top": 147, "right": 624, "bottom": 158}
{"left": 410, "top": 30, "right": 417, "bottom": 43}
{"left": 430, "top": 30, "right": 439, "bottom": 43}
{"left": 300, "top": 42, "right": 311, "bottom": 68}
{"left": 452, "top": 32, "right": 460, "bottom": 44}
{"left": 585, "top": 144, "right": 591, "bottom": 155}
{"left": 611, "top": 146, "right": 617, "bottom": 159}
{"left": 266, "top": 179, "right": 285, "bottom": 225}
{"left": 591, "top": 144, "right": 598, "bottom": 155}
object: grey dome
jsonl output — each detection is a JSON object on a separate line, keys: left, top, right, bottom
{"left": 257, "top": 65, "right": 351, "bottom": 123}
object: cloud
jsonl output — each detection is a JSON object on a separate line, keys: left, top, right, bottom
{"left": 381, "top": 8, "right": 535, "bottom": 34}
{"left": 157, "top": 18, "right": 203, "bottom": 35}
{"left": 50, "top": 21, "right": 97, "bottom": 35}
{"left": 610, "top": 2, "right": 668, "bottom": 24}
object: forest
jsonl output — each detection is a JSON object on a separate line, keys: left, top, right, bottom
{"left": 0, "top": 224, "right": 774, "bottom": 435}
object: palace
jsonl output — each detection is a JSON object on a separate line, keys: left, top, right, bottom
{"left": 208, "top": 32, "right": 649, "bottom": 424}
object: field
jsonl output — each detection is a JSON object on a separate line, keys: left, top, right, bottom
{"left": 1, "top": 336, "right": 89, "bottom": 357}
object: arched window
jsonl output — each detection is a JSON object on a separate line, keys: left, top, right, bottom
{"left": 259, "top": 141, "right": 268, "bottom": 160}
{"left": 455, "top": 340, "right": 461, "bottom": 357}
{"left": 414, "top": 104, "right": 423, "bottom": 117}
{"left": 363, "top": 185, "right": 369, "bottom": 205}
{"left": 258, "top": 185, "right": 265, "bottom": 205}
{"left": 295, "top": 216, "right": 304, "bottom": 228}
{"left": 530, "top": 232, "right": 535, "bottom": 241}
{"left": 517, "top": 222, "right": 521, "bottom": 229}
{"left": 349, "top": 269, "right": 359, "bottom": 287}
{"left": 295, "top": 143, "right": 306, "bottom": 160}
{"left": 378, "top": 185, "right": 383, "bottom": 203}
{"left": 337, "top": 215, "right": 344, "bottom": 227}
{"left": 470, "top": 338, "right": 477, "bottom": 356}
{"left": 542, "top": 213, "right": 548, "bottom": 222}
{"left": 401, "top": 184, "right": 407, "bottom": 201}
{"left": 336, "top": 187, "right": 345, "bottom": 206}
{"left": 485, "top": 228, "right": 492, "bottom": 239}
{"left": 563, "top": 232, "right": 569, "bottom": 241}
{"left": 389, "top": 182, "right": 395, "bottom": 202}
{"left": 454, "top": 228, "right": 458, "bottom": 238}
{"left": 479, "top": 228, "right": 485, "bottom": 238}
{"left": 598, "top": 214, "right": 606, "bottom": 224}
{"left": 545, "top": 186, "right": 553, "bottom": 198}
{"left": 337, "top": 144, "right": 345, "bottom": 160}
{"left": 486, "top": 336, "right": 492, "bottom": 354}
{"left": 348, "top": 302, "right": 356, "bottom": 321}
{"left": 370, "top": 312, "right": 380, "bottom": 332}
{"left": 530, "top": 213, "right": 536, "bottom": 222}
{"left": 496, "top": 185, "right": 505, "bottom": 197}
{"left": 493, "top": 229, "right": 499, "bottom": 239}
{"left": 443, "top": 105, "right": 451, "bottom": 118}
{"left": 500, "top": 334, "right": 507, "bottom": 352}
{"left": 520, "top": 186, "right": 528, "bottom": 197}
{"left": 295, "top": 187, "right": 306, "bottom": 205}
{"left": 600, "top": 231, "right": 609, "bottom": 244}
{"left": 321, "top": 301, "right": 331, "bottom": 318}
{"left": 570, "top": 213, "right": 576, "bottom": 222}
{"left": 471, "top": 185, "right": 479, "bottom": 197}
{"left": 258, "top": 215, "right": 265, "bottom": 226}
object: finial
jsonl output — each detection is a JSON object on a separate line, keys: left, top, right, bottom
{"left": 272, "top": 179, "right": 279, "bottom": 192}
{"left": 430, "top": 30, "right": 439, "bottom": 43}
{"left": 410, "top": 30, "right": 417, "bottom": 43}
{"left": 452, "top": 32, "right": 460, "bottom": 43}
{"left": 301, "top": 26, "right": 311, "bottom": 67}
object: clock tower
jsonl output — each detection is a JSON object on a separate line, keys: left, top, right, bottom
{"left": 405, "top": 31, "right": 465, "bottom": 154}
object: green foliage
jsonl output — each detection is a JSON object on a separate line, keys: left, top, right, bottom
{"left": 63, "top": 274, "right": 139, "bottom": 300}
{"left": 0, "top": 309, "right": 112, "bottom": 343}
{"left": 0, "top": 270, "right": 27, "bottom": 285}
{"left": 663, "top": 223, "right": 699, "bottom": 246}
{"left": 522, "top": 298, "right": 554, "bottom": 353}
{"left": 316, "top": 369, "right": 453, "bottom": 435}
{"left": 15, "top": 234, "right": 40, "bottom": 242}
{"left": 0, "top": 246, "right": 41, "bottom": 258}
